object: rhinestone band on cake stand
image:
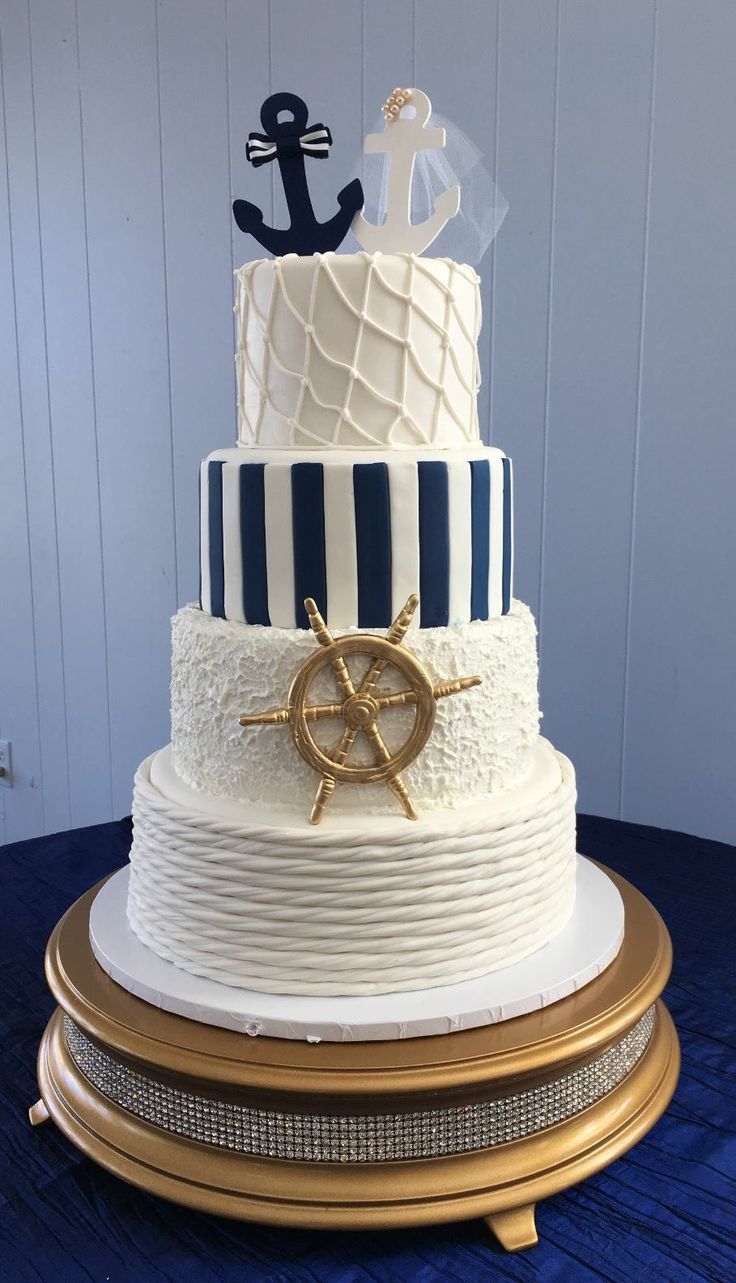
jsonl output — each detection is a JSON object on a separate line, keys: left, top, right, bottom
{"left": 30, "top": 862, "right": 679, "bottom": 1252}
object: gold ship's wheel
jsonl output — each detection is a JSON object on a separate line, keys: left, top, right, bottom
{"left": 239, "top": 594, "right": 481, "bottom": 824}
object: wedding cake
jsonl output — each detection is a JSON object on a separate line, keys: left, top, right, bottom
{"left": 31, "top": 93, "right": 677, "bottom": 1252}
{"left": 125, "top": 90, "right": 577, "bottom": 999}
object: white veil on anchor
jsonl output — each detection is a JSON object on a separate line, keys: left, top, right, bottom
{"left": 345, "top": 103, "right": 508, "bottom": 267}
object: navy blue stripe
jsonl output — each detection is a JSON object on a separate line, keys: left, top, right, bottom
{"left": 207, "top": 460, "right": 225, "bottom": 619}
{"left": 292, "top": 463, "right": 327, "bottom": 629}
{"left": 353, "top": 463, "right": 392, "bottom": 628}
{"left": 241, "top": 464, "right": 270, "bottom": 625}
{"left": 198, "top": 465, "right": 202, "bottom": 610}
{"left": 469, "top": 459, "right": 490, "bottom": 621}
{"left": 502, "top": 457, "right": 513, "bottom": 615}
{"left": 418, "top": 462, "right": 449, "bottom": 628}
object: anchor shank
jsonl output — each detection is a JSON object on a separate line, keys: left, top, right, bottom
{"left": 278, "top": 152, "right": 317, "bottom": 234}
{"left": 385, "top": 140, "right": 416, "bottom": 233}
{"left": 365, "top": 121, "right": 446, "bottom": 235}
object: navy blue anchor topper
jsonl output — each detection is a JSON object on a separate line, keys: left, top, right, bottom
{"left": 233, "top": 91, "right": 364, "bottom": 256}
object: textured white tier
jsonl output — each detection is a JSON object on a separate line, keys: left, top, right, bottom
{"left": 97, "top": 857, "right": 619, "bottom": 1042}
{"left": 171, "top": 601, "right": 540, "bottom": 811}
{"left": 127, "top": 739, "right": 577, "bottom": 997}
{"left": 234, "top": 253, "right": 481, "bottom": 450}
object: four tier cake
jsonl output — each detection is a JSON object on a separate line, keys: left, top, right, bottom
{"left": 126, "top": 210, "right": 578, "bottom": 997}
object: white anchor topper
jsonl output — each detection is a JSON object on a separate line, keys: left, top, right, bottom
{"left": 352, "top": 89, "right": 460, "bottom": 256}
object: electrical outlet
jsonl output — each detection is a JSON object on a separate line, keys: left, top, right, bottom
{"left": 0, "top": 740, "right": 12, "bottom": 788}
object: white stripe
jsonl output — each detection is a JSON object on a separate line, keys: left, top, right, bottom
{"left": 447, "top": 459, "right": 472, "bottom": 624}
{"left": 199, "top": 461, "right": 211, "bottom": 615}
{"left": 389, "top": 461, "right": 420, "bottom": 620}
{"left": 222, "top": 463, "right": 245, "bottom": 623}
{"left": 489, "top": 452, "right": 505, "bottom": 617}
{"left": 324, "top": 464, "right": 358, "bottom": 629}
{"left": 264, "top": 464, "right": 295, "bottom": 628}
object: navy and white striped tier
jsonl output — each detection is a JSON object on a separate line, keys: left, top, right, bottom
{"left": 199, "top": 448, "right": 513, "bottom": 630}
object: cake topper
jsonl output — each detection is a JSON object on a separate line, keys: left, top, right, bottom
{"left": 233, "top": 91, "right": 364, "bottom": 256}
{"left": 239, "top": 593, "right": 480, "bottom": 825}
{"left": 352, "top": 88, "right": 460, "bottom": 255}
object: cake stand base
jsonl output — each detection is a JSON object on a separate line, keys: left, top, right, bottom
{"left": 31, "top": 863, "right": 679, "bottom": 1252}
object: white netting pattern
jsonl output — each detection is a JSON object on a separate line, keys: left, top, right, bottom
{"left": 127, "top": 751, "right": 577, "bottom": 996}
{"left": 234, "top": 253, "right": 481, "bottom": 449}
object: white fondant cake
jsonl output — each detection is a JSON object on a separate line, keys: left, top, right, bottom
{"left": 171, "top": 601, "right": 540, "bottom": 811}
{"left": 235, "top": 252, "right": 481, "bottom": 449}
{"left": 126, "top": 235, "right": 579, "bottom": 1001}
{"left": 127, "top": 741, "right": 576, "bottom": 996}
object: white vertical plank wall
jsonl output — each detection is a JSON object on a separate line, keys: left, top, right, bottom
{"left": 2, "top": 0, "right": 70, "bottom": 838}
{"left": 538, "top": 0, "right": 657, "bottom": 817}
{"left": 0, "top": 2, "right": 43, "bottom": 842}
{"left": 156, "top": 0, "right": 235, "bottom": 608}
{"left": 621, "top": 1, "right": 736, "bottom": 842}
{"left": 490, "top": 0, "right": 558, "bottom": 625}
{"left": 1, "top": 0, "right": 734, "bottom": 845}
{"left": 28, "top": 0, "right": 112, "bottom": 830}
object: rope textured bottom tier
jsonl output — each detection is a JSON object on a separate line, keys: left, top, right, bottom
{"left": 127, "top": 748, "right": 577, "bottom": 997}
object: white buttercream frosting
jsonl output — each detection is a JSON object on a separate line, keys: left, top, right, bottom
{"left": 234, "top": 252, "right": 481, "bottom": 449}
{"left": 127, "top": 740, "right": 577, "bottom": 996}
{"left": 170, "top": 601, "right": 541, "bottom": 813}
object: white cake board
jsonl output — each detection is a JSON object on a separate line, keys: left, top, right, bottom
{"left": 89, "top": 858, "right": 624, "bottom": 1043}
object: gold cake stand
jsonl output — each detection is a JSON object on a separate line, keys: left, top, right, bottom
{"left": 31, "top": 863, "right": 679, "bottom": 1253}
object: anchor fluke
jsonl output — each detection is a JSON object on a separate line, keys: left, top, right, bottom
{"left": 232, "top": 198, "right": 265, "bottom": 238}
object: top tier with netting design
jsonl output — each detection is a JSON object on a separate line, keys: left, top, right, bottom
{"left": 235, "top": 252, "right": 481, "bottom": 451}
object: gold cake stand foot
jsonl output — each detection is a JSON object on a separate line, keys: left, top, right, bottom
{"left": 485, "top": 1204, "right": 538, "bottom": 1252}
{"left": 28, "top": 1098, "right": 50, "bottom": 1126}
{"left": 32, "top": 863, "right": 680, "bottom": 1252}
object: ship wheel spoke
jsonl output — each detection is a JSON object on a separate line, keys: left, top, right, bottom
{"left": 305, "top": 597, "right": 355, "bottom": 700}
{"left": 330, "top": 655, "right": 356, "bottom": 701}
{"left": 330, "top": 723, "right": 360, "bottom": 769}
{"left": 304, "top": 597, "right": 334, "bottom": 648}
{"left": 386, "top": 773, "right": 418, "bottom": 821}
{"left": 354, "top": 593, "right": 419, "bottom": 703}
{"left": 375, "top": 688, "right": 419, "bottom": 711}
{"left": 357, "top": 657, "right": 389, "bottom": 700}
{"left": 386, "top": 593, "right": 419, "bottom": 646}
{"left": 310, "top": 774, "right": 336, "bottom": 825}
{"left": 362, "top": 720, "right": 418, "bottom": 821}
{"left": 303, "top": 701, "right": 346, "bottom": 722}
{"left": 362, "top": 719, "right": 392, "bottom": 766}
{"left": 239, "top": 706, "right": 291, "bottom": 727}
{"left": 433, "top": 675, "right": 482, "bottom": 700}
{"left": 310, "top": 720, "right": 363, "bottom": 824}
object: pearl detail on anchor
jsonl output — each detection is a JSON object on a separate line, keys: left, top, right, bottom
{"left": 383, "top": 87, "right": 413, "bottom": 123}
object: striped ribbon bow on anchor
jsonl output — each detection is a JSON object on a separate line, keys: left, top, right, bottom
{"left": 246, "top": 124, "right": 332, "bottom": 167}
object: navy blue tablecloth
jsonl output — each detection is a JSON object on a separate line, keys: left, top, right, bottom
{"left": 1, "top": 814, "right": 734, "bottom": 1282}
